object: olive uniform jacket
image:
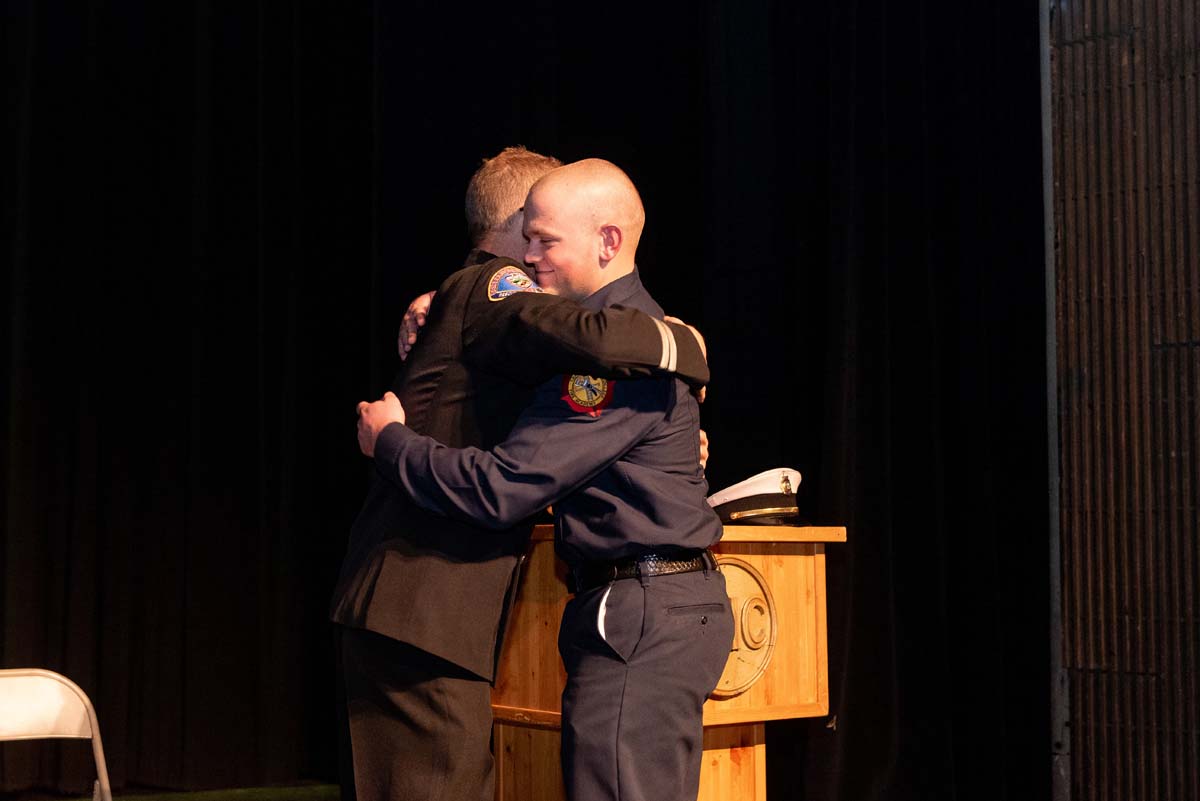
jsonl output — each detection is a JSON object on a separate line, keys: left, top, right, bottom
{"left": 329, "top": 251, "right": 708, "bottom": 680}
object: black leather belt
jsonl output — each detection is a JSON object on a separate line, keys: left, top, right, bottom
{"left": 570, "top": 549, "right": 718, "bottom": 594}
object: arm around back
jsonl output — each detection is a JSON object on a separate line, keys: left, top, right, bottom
{"left": 460, "top": 260, "right": 709, "bottom": 388}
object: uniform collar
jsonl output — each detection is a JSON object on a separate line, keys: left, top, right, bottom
{"left": 464, "top": 248, "right": 497, "bottom": 267}
{"left": 581, "top": 268, "right": 643, "bottom": 312}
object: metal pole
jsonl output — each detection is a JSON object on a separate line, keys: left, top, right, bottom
{"left": 1042, "top": 0, "right": 1070, "bottom": 798}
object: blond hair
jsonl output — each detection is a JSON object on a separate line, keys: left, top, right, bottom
{"left": 465, "top": 146, "right": 562, "bottom": 245}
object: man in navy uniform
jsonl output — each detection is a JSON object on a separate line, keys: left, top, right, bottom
{"left": 357, "top": 159, "right": 734, "bottom": 801}
{"left": 330, "top": 148, "right": 711, "bottom": 801}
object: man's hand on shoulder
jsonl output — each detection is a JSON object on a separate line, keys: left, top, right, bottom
{"left": 356, "top": 391, "right": 406, "bottom": 457}
{"left": 663, "top": 315, "right": 707, "bottom": 403}
{"left": 398, "top": 290, "right": 436, "bottom": 360}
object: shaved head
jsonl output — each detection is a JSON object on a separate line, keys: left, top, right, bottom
{"left": 534, "top": 159, "right": 645, "bottom": 246}
{"left": 521, "top": 159, "right": 646, "bottom": 300}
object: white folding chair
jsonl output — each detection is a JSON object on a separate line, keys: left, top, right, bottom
{"left": 0, "top": 668, "right": 113, "bottom": 801}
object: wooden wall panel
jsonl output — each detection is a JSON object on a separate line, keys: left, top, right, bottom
{"left": 1051, "top": 0, "right": 1199, "bottom": 796}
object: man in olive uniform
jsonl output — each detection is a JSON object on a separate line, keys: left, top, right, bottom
{"left": 330, "top": 148, "right": 709, "bottom": 801}
{"left": 357, "top": 159, "right": 734, "bottom": 801}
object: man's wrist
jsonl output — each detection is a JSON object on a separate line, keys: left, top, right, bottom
{"left": 373, "top": 421, "right": 413, "bottom": 466}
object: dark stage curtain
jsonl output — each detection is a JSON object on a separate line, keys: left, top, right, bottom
{"left": 758, "top": 4, "right": 1051, "bottom": 800}
{"left": 2, "top": 1, "right": 375, "bottom": 793}
{"left": 3, "top": 1, "right": 1049, "bottom": 799}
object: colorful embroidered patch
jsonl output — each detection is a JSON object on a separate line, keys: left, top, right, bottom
{"left": 487, "top": 265, "right": 542, "bottom": 302}
{"left": 562, "top": 375, "right": 614, "bottom": 417}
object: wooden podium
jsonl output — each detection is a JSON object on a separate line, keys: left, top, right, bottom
{"left": 491, "top": 524, "right": 846, "bottom": 801}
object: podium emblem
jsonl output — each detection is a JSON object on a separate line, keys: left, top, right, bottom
{"left": 711, "top": 557, "right": 777, "bottom": 698}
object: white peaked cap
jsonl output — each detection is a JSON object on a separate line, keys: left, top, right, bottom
{"left": 706, "top": 468, "right": 803, "bottom": 525}
{"left": 707, "top": 468, "right": 801, "bottom": 508}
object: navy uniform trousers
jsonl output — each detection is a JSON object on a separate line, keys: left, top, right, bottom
{"left": 560, "top": 571, "right": 733, "bottom": 801}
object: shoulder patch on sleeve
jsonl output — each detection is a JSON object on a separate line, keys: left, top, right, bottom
{"left": 562, "top": 375, "right": 614, "bottom": 417}
{"left": 487, "top": 265, "right": 543, "bottom": 302}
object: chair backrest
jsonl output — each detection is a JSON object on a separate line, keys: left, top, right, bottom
{"left": 0, "top": 668, "right": 96, "bottom": 740}
{"left": 0, "top": 668, "right": 112, "bottom": 801}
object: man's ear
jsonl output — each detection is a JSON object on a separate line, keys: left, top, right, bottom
{"left": 598, "top": 224, "right": 624, "bottom": 264}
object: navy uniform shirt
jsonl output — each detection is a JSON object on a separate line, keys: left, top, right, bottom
{"left": 374, "top": 269, "right": 722, "bottom": 567}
